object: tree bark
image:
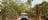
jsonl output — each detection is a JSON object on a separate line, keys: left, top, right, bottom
{"left": 1, "top": 9, "right": 6, "bottom": 20}
{"left": 44, "top": 6, "right": 46, "bottom": 20}
{"left": 36, "top": 4, "right": 41, "bottom": 20}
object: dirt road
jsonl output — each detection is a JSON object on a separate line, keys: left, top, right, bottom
{"left": 16, "top": 17, "right": 32, "bottom": 20}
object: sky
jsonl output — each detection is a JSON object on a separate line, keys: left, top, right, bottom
{"left": 32, "top": 0, "right": 42, "bottom": 7}
{"left": 0, "top": 0, "right": 48, "bottom": 8}
{"left": 16, "top": 0, "right": 42, "bottom": 8}
{"left": 20, "top": 0, "right": 42, "bottom": 7}
{"left": 21, "top": 0, "right": 48, "bottom": 8}
{"left": 32, "top": 0, "right": 48, "bottom": 7}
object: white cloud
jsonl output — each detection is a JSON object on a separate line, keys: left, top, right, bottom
{"left": 32, "top": 0, "right": 48, "bottom": 8}
{"left": 46, "top": 0, "right": 48, "bottom": 2}
{"left": 32, "top": 0, "right": 42, "bottom": 8}
{"left": 21, "top": 0, "right": 27, "bottom": 3}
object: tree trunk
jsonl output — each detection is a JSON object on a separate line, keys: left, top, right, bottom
{"left": 1, "top": 9, "right": 6, "bottom": 20}
{"left": 36, "top": 4, "right": 41, "bottom": 20}
{"left": 44, "top": 6, "right": 46, "bottom": 20}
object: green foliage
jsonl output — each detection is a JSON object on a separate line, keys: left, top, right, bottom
{"left": 33, "top": 1, "right": 48, "bottom": 16}
{"left": 2, "top": 0, "right": 26, "bottom": 19}
{"left": 2, "top": 0, "right": 19, "bottom": 19}
{"left": 19, "top": 3, "right": 25, "bottom": 13}
{"left": 0, "top": 5, "right": 2, "bottom": 12}
{"left": 40, "top": 1, "right": 48, "bottom": 16}
{"left": 27, "top": 0, "right": 33, "bottom": 4}
{"left": 0, "top": 0, "right": 48, "bottom": 20}
{"left": 27, "top": 0, "right": 33, "bottom": 6}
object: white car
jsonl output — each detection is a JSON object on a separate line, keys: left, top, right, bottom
{"left": 20, "top": 13, "right": 28, "bottom": 20}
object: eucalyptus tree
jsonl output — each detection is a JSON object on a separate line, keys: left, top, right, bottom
{"left": 26, "top": 0, "right": 33, "bottom": 17}
{"left": 2, "top": 0, "right": 19, "bottom": 20}
{"left": 40, "top": 1, "right": 48, "bottom": 20}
